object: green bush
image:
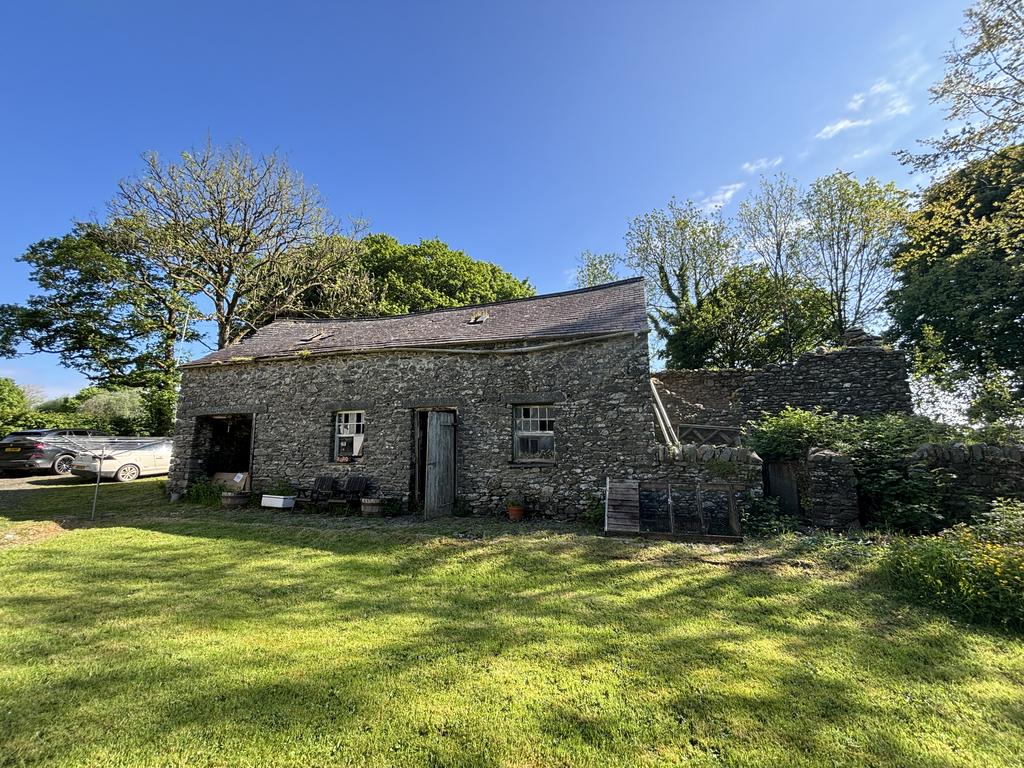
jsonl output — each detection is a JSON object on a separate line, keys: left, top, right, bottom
{"left": 882, "top": 498, "right": 1024, "bottom": 629}
{"left": 747, "top": 406, "right": 847, "bottom": 461}
{"left": 748, "top": 408, "right": 989, "bottom": 533}
{"left": 263, "top": 479, "right": 297, "bottom": 496}
{"left": 184, "top": 477, "right": 223, "bottom": 507}
{"left": 741, "top": 496, "right": 798, "bottom": 537}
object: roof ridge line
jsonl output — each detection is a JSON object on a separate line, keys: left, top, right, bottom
{"left": 268, "top": 277, "right": 645, "bottom": 327}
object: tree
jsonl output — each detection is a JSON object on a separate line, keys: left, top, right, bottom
{"left": 888, "top": 145, "right": 1024, "bottom": 414}
{"left": 78, "top": 389, "right": 150, "bottom": 435}
{"left": 624, "top": 199, "right": 735, "bottom": 346}
{"left": 737, "top": 174, "right": 807, "bottom": 362}
{"left": 573, "top": 251, "right": 620, "bottom": 288}
{"left": 0, "top": 378, "right": 29, "bottom": 425}
{"left": 899, "top": 0, "right": 1024, "bottom": 172}
{"left": 110, "top": 140, "right": 352, "bottom": 348}
{"left": 357, "top": 234, "right": 534, "bottom": 314}
{"left": 799, "top": 172, "right": 908, "bottom": 339}
{"left": 0, "top": 223, "right": 198, "bottom": 434}
{"left": 662, "top": 264, "right": 831, "bottom": 369}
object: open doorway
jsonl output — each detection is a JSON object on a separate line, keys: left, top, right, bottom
{"left": 412, "top": 409, "right": 456, "bottom": 517}
{"left": 197, "top": 414, "right": 254, "bottom": 475}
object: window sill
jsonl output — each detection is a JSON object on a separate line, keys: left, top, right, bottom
{"left": 507, "top": 460, "right": 557, "bottom": 468}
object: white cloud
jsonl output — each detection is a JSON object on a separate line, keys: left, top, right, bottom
{"left": 817, "top": 74, "right": 915, "bottom": 140}
{"left": 881, "top": 92, "right": 912, "bottom": 118}
{"left": 741, "top": 156, "right": 783, "bottom": 174}
{"left": 700, "top": 182, "right": 745, "bottom": 211}
{"left": 868, "top": 78, "right": 896, "bottom": 95}
{"left": 816, "top": 118, "right": 872, "bottom": 140}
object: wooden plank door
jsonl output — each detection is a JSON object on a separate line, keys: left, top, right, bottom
{"left": 765, "top": 460, "right": 800, "bottom": 517}
{"left": 424, "top": 411, "right": 456, "bottom": 517}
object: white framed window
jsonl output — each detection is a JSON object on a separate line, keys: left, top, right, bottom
{"left": 334, "top": 411, "right": 365, "bottom": 460}
{"left": 513, "top": 405, "right": 556, "bottom": 462}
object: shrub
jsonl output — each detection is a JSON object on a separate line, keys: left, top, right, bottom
{"left": 747, "top": 406, "right": 847, "bottom": 461}
{"left": 580, "top": 493, "right": 605, "bottom": 526}
{"left": 263, "top": 479, "right": 297, "bottom": 496}
{"left": 78, "top": 389, "right": 150, "bottom": 435}
{"left": 748, "top": 408, "right": 986, "bottom": 533}
{"left": 184, "top": 477, "right": 223, "bottom": 507}
{"left": 882, "top": 498, "right": 1024, "bottom": 629}
{"left": 741, "top": 496, "right": 798, "bottom": 537}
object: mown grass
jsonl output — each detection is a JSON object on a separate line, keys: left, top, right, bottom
{"left": 1, "top": 477, "right": 1022, "bottom": 767}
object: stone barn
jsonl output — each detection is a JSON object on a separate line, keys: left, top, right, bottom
{"left": 168, "top": 279, "right": 679, "bottom": 519}
{"left": 168, "top": 277, "right": 914, "bottom": 529}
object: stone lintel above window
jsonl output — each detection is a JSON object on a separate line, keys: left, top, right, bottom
{"left": 188, "top": 404, "right": 267, "bottom": 417}
{"left": 325, "top": 401, "right": 371, "bottom": 413}
{"left": 500, "top": 391, "right": 566, "bottom": 405}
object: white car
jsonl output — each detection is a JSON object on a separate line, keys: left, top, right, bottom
{"left": 70, "top": 438, "right": 173, "bottom": 482}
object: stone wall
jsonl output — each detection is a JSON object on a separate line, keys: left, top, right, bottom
{"left": 803, "top": 450, "right": 860, "bottom": 529}
{"left": 780, "top": 442, "right": 1024, "bottom": 532}
{"left": 654, "top": 343, "right": 912, "bottom": 429}
{"left": 171, "top": 334, "right": 762, "bottom": 520}
{"left": 912, "top": 442, "right": 1024, "bottom": 506}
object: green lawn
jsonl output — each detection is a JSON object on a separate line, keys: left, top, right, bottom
{"left": 1, "top": 478, "right": 1022, "bottom": 767}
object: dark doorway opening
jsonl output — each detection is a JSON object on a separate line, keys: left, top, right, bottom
{"left": 412, "top": 409, "right": 456, "bottom": 517}
{"left": 200, "top": 414, "right": 254, "bottom": 475}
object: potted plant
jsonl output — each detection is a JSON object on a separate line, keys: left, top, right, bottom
{"left": 261, "top": 480, "right": 297, "bottom": 510}
{"left": 505, "top": 494, "right": 525, "bottom": 522}
{"left": 360, "top": 497, "right": 384, "bottom": 516}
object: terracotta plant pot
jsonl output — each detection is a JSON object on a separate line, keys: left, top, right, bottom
{"left": 506, "top": 505, "right": 525, "bottom": 522}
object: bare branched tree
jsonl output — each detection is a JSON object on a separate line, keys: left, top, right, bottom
{"left": 799, "top": 172, "right": 909, "bottom": 338}
{"left": 736, "top": 174, "right": 805, "bottom": 361}
{"left": 110, "top": 141, "right": 365, "bottom": 348}
{"left": 899, "top": 0, "right": 1024, "bottom": 172}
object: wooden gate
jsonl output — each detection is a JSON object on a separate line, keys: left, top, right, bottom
{"left": 424, "top": 410, "right": 456, "bottom": 517}
{"left": 764, "top": 460, "right": 800, "bottom": 517}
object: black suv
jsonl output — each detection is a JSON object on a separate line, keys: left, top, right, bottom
{"left": 0, "top": 429, "right": 111, "bottom": 475}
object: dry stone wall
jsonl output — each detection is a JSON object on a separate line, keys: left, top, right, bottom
{"left": 655, "top": 344, "right": 912, "bottom": 429}
{"left": 169, "top": 334, "right": 764, "bottom": 521}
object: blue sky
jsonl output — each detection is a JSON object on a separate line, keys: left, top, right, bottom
{"left": 0, "top": 0, "right": 967, "bottom": 397}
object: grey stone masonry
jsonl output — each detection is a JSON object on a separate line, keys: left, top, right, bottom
{"left": 803, "top": 449, "right": 860, "bottom": 530}
{"left": 168, "top": 331, "right": 766, "bottom": 521}
{"left": 654, "top": 342, "right": 912, "bottom": 429}
{"left": 912, "top": 442, "right": 1024, "bottom": 503}
{"left": 171, "top": 334, "right": 647, "bottom": 518}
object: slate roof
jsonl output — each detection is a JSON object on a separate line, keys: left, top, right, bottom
{"left": 184, "top": 278, "right": 648, "bottom": 367}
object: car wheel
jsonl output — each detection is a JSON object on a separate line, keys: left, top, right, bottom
{"left": 52, "top": 455, "right": 75, "bottom": 475}
{"left": 115, "top": 464, "right": 141, "bottom": 483}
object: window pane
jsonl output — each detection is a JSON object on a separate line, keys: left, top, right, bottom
{"left": 516, "top": 434, "right": 555, "bottom": 461}
{"left": 335, "top": 411, "right": 365, "bottom": 457}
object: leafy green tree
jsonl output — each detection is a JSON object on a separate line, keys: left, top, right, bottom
{"left": 573, "top": 251, "right": 620, "bottom": 288}
{"left": 0, "top": 378, "right": 29, "bottom": 426}
{"left": 663, "top": 264, "right": 831, "bottom": 368}
{"left": 0, "top": 223, "right": 197, "bottom": 435}
{"left": 888, "top": 145, "right": 1024, "bottom": 414}
{"left": 78, "top": 389, "right": 150, "bottom": 435}
{"left": 800, "top": 172, "right": 908, "bottom": 338}
{"left": 899, "top": 0, "right": 1024, "bottom": 172}
{"left": 357, "top": 234, "right": 534, "bottom": 314}
{"left": 625, "top": 199, "right": 735, "bottom": 349}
